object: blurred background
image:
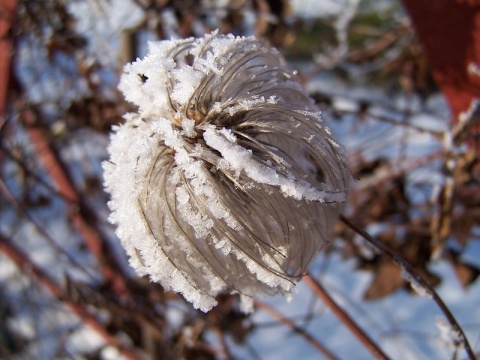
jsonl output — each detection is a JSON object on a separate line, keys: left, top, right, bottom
{"left": 1, "top": 0, "right": 479, "bottom": 359}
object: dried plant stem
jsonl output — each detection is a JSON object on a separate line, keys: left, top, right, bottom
{"left": 303, "top": 275, "right": 391, "bottom": 360}
{"left": 254, "top": 300, "right": 339, "bottom": 360}
{"left": 22, "top": 109, "right": 128, "bottom": 294}
{"left": 354, "top": 149, "right": 443, "bottom": 192}
{"left": 368, "top": 112, "right": 444, "bottom": 137}
{"left": 0, "top": 233, "right": 140, "bottom": 360}
{"left": 347, "top": 24, "right": 410, "bottom": 62}
{"left": 339, "top": 214, "right": 475, "bottom": 360}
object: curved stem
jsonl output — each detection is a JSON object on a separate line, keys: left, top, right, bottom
{"left": 340, "top": 214, "right": 475, "bottom": 360}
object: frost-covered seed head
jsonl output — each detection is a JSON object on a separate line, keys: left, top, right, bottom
{"left": 103, "top": 31, "right": 351, "bottom": 312}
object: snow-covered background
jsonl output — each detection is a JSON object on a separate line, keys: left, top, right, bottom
{"left": 2, "top": 0, "right": 479, "bottom": 359}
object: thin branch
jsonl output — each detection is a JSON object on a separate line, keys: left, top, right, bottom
{"left": 353, "top": 149, "right": 443, "bottom": 192}
{"left": 452, "top": 98, "right": 480, "bottom": 145}
{"left": 340, "top": 214, "right": 476, "bottom": 360}
{"left": 254, "top": 300, "right": 339, "bottom": 360}
{"left": 0, "top": 142, "right": 77, "bottom": 203}
{"left": 0, "top": 175, "right": 99, "bottom": 280}
{"left": 21, "top": 108, "right": 129, "bottom": 294}
{"left": 0, "top": 232, "right": 140, "bottom": 360}
{"left": 303, "top": 275, "right": 391, "bottom": 360}
{"left": 368, "top": 112, "right": 444, "bottom": 138}
{"left": 347, "top": 23, "right": 410, "bottom": 62}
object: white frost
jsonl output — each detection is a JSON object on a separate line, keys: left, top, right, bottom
{"left": 203, "top": 126, "right": 346, "bottom": 203}
{"left": 435, "top": 317, "right": 462, "bottom": 351}
{"left": 400, "top": 267, "right": 432, "bottom": 299}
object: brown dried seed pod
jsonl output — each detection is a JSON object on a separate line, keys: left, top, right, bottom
{"left": 103, "top": 32, "right": 350, "bottom": 312}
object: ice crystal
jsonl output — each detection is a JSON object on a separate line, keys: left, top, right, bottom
{"left": 436, "top": 317, "right": 462, "bottom": 351}
{"left": 400, "top": 267, "right": 432, "bottom": 299}
{"left": 103, "top": 31, "right": 351, "bottom": 312}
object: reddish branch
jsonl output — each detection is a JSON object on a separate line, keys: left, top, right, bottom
{"left": 0, "top": 0, "right": 16, "bottom": 120}
{"left": 22, "top": 108, "right": 128, "bottom": 294}
{"left": 0, "top": 233, "right": 139, "bottom": 360}
{"left": 254, "top": 300, "right": 339, "bottom": 360}
{"left": 303, "top": 275, "right": 391, "bottom": 360}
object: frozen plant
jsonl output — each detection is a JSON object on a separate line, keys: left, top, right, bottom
{"left": 103, "top": 31, "right": 351, "bottom": 312}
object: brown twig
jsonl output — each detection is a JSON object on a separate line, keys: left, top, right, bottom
{"left": 0, "top": 175, "right": 98, "bottom": 279}
{"left": 353, "top": 149, "right": 444, "bottom": 192}
{"left": 303, "top": 275, "right": 391, "bottom": 360}
{"left": 340, "top": 214, "right": 476, "bottom": 360}
{"left": 367, "top": 112, "right": 444, "bottom": 138}
{"left": 0, "top": 232, "right": 140, "bottom": 360}
{"left": 254, "top": 299, "right": 339, "bottom": 360}
{"left": 348, "top": 23, "right": 410, "bottom": 62}
{"left": 452, "top": 99, "right": 480, "bottom": 146}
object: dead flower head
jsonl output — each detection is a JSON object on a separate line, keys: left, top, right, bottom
{"left": 103, "top": 31, "right": 350, "bottom": 312}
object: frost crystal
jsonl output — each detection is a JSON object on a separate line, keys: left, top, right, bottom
{"left": 436, "top": 317, "right": 462, "bottom": 351}
{"left": 400, "top": 267, "right": 432, "bottom": 298}
{"left": 103, "top": 31, "right": 351, "bottom": 312}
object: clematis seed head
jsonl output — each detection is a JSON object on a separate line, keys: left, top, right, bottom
{"left": 103, "top": 31, "right": 351, "bottom": 312}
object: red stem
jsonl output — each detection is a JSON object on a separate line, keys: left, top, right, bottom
{"left": 0, "top": 0, "right": 16, "bottom": 120}
{"left": 22, "top": 108, "right": 128, "bottom": 294}
{"left": 340, "top": 214, "right": 475, "bottom": 360}
{"left": 255, "top": 299, "right": 340, "bottom": 360}
{"left": 304, "top": 275, "right": 391, "bottom": 360}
